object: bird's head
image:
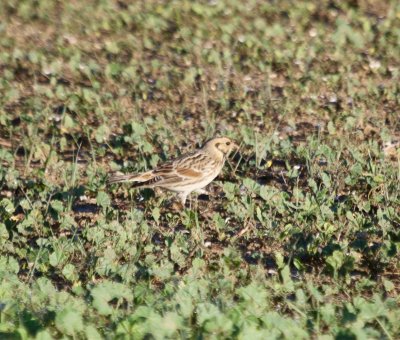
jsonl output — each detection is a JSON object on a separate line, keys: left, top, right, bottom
{"left": 203, "top": 137, "right": 239, "bottom": 158}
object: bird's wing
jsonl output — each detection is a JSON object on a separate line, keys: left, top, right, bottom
{"left": 147, "top": 151, "right": 217, "bottom": 187}
{"left": 108, "top": 151, "right": 221, "bottom": 188}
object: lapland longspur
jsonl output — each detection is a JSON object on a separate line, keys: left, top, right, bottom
{"left": 108, "top": 137, "right": 239, "bottom": 205}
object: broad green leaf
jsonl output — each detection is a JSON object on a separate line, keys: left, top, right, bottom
{"left": 55, "top": 307, "right": 84, "bottom": 336}
{"left": 50, "top": 200, "right": 64, "bottom": 213}
{"left": 0, "top": 223, "right": 9, "bottom": 241}
{"left": 96, "top": 191, "right": 111, "bottom": 209}
{"left": 91, "top": 281, "right": 132, "bottom": 315}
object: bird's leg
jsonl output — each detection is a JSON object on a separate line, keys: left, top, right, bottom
{"left": 188, "top": 192, "right": 194, "bottom": 210}
{"left": 178, "top": 192, "right": 188, "bottom": 207}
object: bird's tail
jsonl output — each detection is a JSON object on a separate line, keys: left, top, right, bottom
{"left": 107, "top": 171, "right": 155, "bottom": 185}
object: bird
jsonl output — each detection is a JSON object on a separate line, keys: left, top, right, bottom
{"left": 108, "top": 137, "right": 239, "bottom": 205}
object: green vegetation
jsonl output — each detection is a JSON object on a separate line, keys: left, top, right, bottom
{"left": 1, "top": 0, "right": 399, "bottom": 338}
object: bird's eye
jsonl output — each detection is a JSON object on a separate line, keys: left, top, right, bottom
{"left": 226, "top": 142, "right": 231, "bottom": 146}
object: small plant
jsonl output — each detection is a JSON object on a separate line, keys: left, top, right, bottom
{"left": 0, "top": 0, "right": 399, "bottom": 338}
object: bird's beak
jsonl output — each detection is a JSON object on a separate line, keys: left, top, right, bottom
{"left": 232, "top": 142, "right": 240, "bottom": 150}
{"left": 229, "top": 142, "right": 239, "bottom": 156}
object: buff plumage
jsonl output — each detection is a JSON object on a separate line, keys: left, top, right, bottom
{"left": 108, "top": 137, "right": 238, "bottom": 204}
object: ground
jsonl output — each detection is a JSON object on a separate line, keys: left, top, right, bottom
{"left": 0, "top": 0, "right": 399, "bottom": 338}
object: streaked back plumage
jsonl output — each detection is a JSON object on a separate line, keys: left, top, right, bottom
{"left": 108, "top": 137, "right": 238, "bottom": 204}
